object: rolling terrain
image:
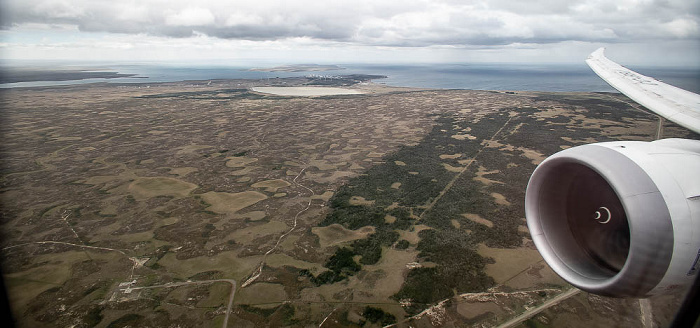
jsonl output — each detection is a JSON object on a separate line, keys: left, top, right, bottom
{"left": 0, "top": 76, "right": 695, "bottom": 327}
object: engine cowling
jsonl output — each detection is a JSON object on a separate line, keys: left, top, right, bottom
{"left": 525, "top": 138, "right": 700, "bottom": 297}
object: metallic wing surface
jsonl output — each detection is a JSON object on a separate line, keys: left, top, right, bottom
{"left": 586, "top": 47, "right": 700, "bottom": 134}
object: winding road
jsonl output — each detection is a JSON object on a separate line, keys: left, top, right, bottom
{"left": 241, "top": 166, "right": 314, "bottom": 288}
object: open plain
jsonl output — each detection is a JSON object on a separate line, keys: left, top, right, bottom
{"left": 1, "top": 76, "right": 697, "bottom": 327}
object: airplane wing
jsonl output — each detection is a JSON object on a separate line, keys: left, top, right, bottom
{"left": 586, "top": 47, "right": 700, "bottom": 134}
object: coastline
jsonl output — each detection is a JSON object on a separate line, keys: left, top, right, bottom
{"left": 2, "top": 63, "right": 698, "bottom": 93}
{"left": 0, "top": 69, "right": 140, "bottom": 84}
{"left": 0, "top": 75, "right": 612, "bottom": 96}
{"left": 0, "top": 63, "right": 633, "bottom": 92}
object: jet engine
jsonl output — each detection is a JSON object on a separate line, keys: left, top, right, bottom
{"left": 525, "top": 138, "right": 700, "bottom": 297}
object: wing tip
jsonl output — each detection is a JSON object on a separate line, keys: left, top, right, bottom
{"left": 588, "top": 47, "right": 606, "bottom": 61}
{"left": 584, "top": 48, "right": 700, "bottom": 135}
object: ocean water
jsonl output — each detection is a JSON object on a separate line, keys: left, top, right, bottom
{"left": 2, "top": 63, "right": 699, "bottom": 94}
{"left": 351, "top": 63, "right": 700, "bottom": 93}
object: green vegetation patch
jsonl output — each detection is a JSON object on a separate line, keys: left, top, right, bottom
{"left": 107, "top": 313, "right": 144, "bottom": 328}
{"left": 314, "top": 112, "right": 516, "bottom": 310}
{"left": 393, "top": 229, "right": 494, "bottom": 314}
{"left": 351, "top": 230, "right": 399, "bottom": 265}
{"left": 239, "top": 304, "right": 278, "bottom": 317}
{"left": 320, "top": 112, "right": 510, "bottom": 228}
{"left": 362, "top": 306, "right": 397, "bottom": 326}
{"left": 309, "top": 247, "right": 360, "bottom": 285}
{"left": 83, "top": 306, "right": 104, "bottom": 327}
{"left": 306, "top": 230, "right": 400, "bottom": 285}
{"left": 239, "top": 303, "right": 299, "bottom": 326}
{"left": 396, "top": 239, "right": 410, "bottom": 249}
{"left": 319, "top": 113, "right": 501, "bottom": 217}
{"left": 416, "top": 229, "right": 492, "bottom": 283}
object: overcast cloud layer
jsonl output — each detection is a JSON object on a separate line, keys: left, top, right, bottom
{"left": 1, "top": 0, "right": 698, "bottom": 65}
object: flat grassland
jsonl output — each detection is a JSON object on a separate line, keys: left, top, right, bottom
{"left": 0, "top": 77, "right": 696, "bottom": 327}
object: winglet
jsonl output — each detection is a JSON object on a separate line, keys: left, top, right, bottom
{"left": 586, "top": 47, "right": 700, "bottom": 134}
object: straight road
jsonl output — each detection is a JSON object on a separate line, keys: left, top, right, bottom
{"left": 126, "top": 279, "right": 237, "bottom": 328}
{"left": 496, "top": 288, "right": 581, "bottom": 328}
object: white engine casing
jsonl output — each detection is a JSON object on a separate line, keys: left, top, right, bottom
{"left": 526, "top": 138, "right": 700, "bottom": 297}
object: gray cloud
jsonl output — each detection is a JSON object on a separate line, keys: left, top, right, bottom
{"left": 1, "top": 0, "right": 698, "bottom": 46}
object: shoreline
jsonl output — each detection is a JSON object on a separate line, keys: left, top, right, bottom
{"left": 0, "top": 76, "right": 620, "bottom": 95}
{"left": 0, "top": 73, "right": 628, "bottom": 98}
{"left": 0, "top": 74, "right": 386, "bottom": 90}
{"left": 0, "top": 70, "right": 141, "bottom": 84}
{"left": 3, "top": 64, "right": 697, "bottom": 93}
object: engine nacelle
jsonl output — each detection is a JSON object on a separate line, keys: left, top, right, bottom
{"left": 525, "top": 138, "right": 700, "bottom": 297}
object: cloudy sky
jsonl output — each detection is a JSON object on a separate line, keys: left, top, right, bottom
{"left": 1, "top": 0, "right": 698, "bottom": 66}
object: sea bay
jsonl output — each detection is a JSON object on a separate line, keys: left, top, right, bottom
{"left": 2, "top": 62, "right": 698, "bottom": 93}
